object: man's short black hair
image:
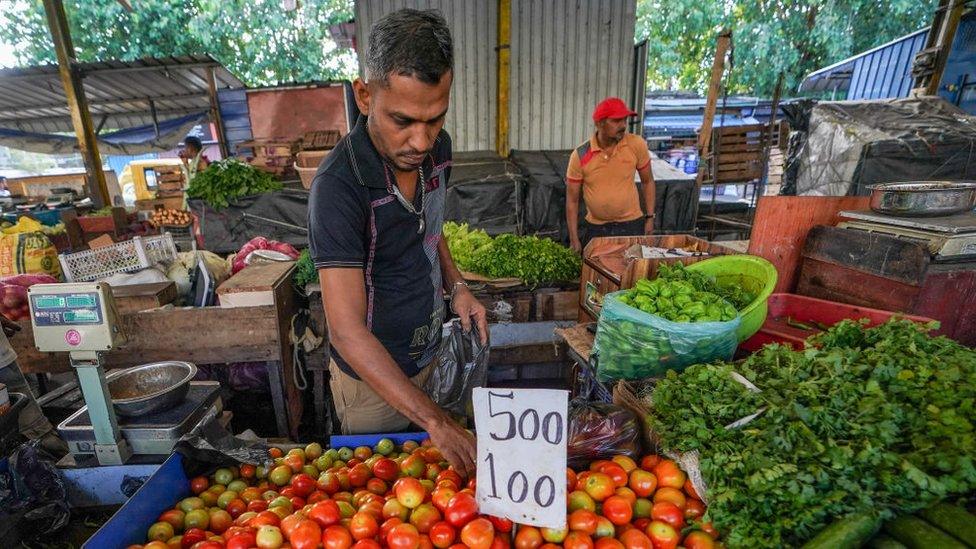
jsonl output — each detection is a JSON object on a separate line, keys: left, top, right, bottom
{"left": 184, "top": 135, "right": 203, "bottom": 150}
{"left": 366, "top": 8, "right": 453, "bottom": 86}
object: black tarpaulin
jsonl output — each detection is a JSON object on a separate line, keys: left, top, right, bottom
{"left": 191, "top": 188, "right": 309, "bottom": 254}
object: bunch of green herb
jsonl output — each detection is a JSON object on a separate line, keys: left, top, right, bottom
{"left": 86, "top": 206, "right": 115, "bottom": 217}
{"left": 293, "top": 249, "right": 317, "bottom": 288}
{"left": 657, "top": 262, "right": 754, "bottom": 310}
{"left": 442, "top": 222, "right": 492, "bottom": 272}
{"left": 186, "top": 158, "right": 282, "bottom": 209}
{"left": 649, "top": 319, "right": 976, "bottom": 548}
{"left": 442, "top": 222, "right": 581, "bottom": 285}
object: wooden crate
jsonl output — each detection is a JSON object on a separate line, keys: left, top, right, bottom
{"left": 578, "top": 235, "right": 737, "bottom": 321}
{"left": 239, "top": 139, "right": 298, "bottom": 158}
{"left": 217, "top": 261, "right": 296, "bottom": 308}
{"left": 112, "top": 282, "right": 178, "bottom": 314}
{"left": 301, "top": 130, "right": 341, "bottom": 151}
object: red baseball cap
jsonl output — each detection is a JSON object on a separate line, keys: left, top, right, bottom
{"left": 592, "top": 97, "right": 637, "bottom": 122}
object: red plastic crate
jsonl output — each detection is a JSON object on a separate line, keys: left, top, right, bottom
{"left": 740, "top": 293, "right": 938, "bottom": 352}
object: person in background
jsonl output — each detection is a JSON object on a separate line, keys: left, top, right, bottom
{"left": 179, "top": 135, "right": 210, "bottom": 184}
{"left": 565, "top": 97, "right": 656, "bottom": 252}
{"left": 0, "top": 316, "right": 68, "bottom": 456}
{"left": 308, "top": 9, "right": 486, "bottom": 478}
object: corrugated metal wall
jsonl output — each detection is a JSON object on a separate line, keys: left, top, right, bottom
{"left": 848, "top": 30, "right": 928, "bottom": 100}
{"left": 509, "top": 0, "right": 636, "bottom": 150}
{"left": 354, "top": 0, "right": 498, "bottom": 152}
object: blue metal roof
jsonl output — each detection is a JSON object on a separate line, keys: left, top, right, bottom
{"left": 643, "top": 114, "right": 761, "bottom": 138}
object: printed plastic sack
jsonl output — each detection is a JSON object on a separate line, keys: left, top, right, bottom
{"left": 593, "top": 290, "right": 740, "bottom": 381}
{"left": 231, "top": 237, "right": 300, "bottom": 274}
{"left": 0, "top": 274, "right": 59, "bottom": 321}
{"left": 424, "top": 321, "right": 489, "bottom": 419}
{"left": 567, "top": 399, "right": 641, "bottom": 469}
{"left": 0, "top": 232, "right": 62, "bottom": 280}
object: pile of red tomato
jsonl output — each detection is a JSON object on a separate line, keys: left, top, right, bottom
{"left": 131, "top": 439, "right": 719, "bottom": 549}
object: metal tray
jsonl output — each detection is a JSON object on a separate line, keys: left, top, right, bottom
{"left": 867, "top": 181, "right": 976, "bottom": 217}
{"left": 108, "top": 361, "right": 197, "bottom": 417}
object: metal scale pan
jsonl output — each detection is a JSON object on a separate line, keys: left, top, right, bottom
{"left": 58, "top": 381, "right": 222, "bottom": 458}
{"left": 839, "top": 210, "right": 976, "bottom": 260}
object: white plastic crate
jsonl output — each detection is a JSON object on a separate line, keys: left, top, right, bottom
{"left": 59, "top": 234, "right": 179, "bottom": 282}
{"left": 162, "top": 225, "right": 196, "bottom": 252}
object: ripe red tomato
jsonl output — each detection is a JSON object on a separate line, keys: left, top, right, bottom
{"left": 594, "top": 538, "right": 624, "bottom": 549}
{"left": 431, "top": 487, "right": 456, "bottom": 513}
{"left": 569, "top": 509, "right": 599, "bottom": 535}
{"left": 685, "top": 499, "right": 706, "bottom": 520}
{"left": 651, "top": 460, "right": 686, "bottom": 490}
{"left": 443, "top": 492, "right": 478, "bottom": 527}
{"left": 250, "top": 510, "right": 281, "bottom": 528}
{"left": 652, "top": 487, "right": 687, "bottom": 510}
{"left": 645, "top": 521, "right": 679, "bottom": 549}
{"left": 436, "top": 470, "right": 463, "bottom": 488}
{"left": 601, "top": 496, "right": 633, "bottom": 526}
{"left": 349, "top": 464, "right": 372, "bottom": 488}
{"left": 308, "top": 490, "right": 330, "bottom": 505}
{"left": 409, "top": 503, "right": 442, "bottom": 534}
{"left": 367, "top": 478, "right": 388, "bottom": 496}
{"left": 281, "top": 512, "right": 305, "bottom": 538}
{"left": 387, "top": 523, "right": 422, "bottom": 549}
{"left": 567, "top": 468, "right": 578, "bottom": 492}
{"left": 617, "top": 529, "right": 652, "bottom": 549}
{"left": 318, "top": 472, "right": 341, "bottom": 494}
{"left": 190, "top": 477, "right": 209, "bottom": 495}
{"left": 308, "top": 500, "right": 342, "bottom": 528}
{"left": 225, "top": 530, "right": 257, "bottom": 549}
{"left": 583, "top": 473, "right": 615, "bottom": 502}
{"left": 628, "top": 469, "right": 657, "bottom": 498}
{"left": 490, "top": 535, "right": 511, "bottom": 549}
{"left": 284, "top": 453, "right": 305, "bottom": 473}
{"left": 323, "top": 525, "right": 354, "bottom": 549}
{"left": 349, "top": 511, "right": 379, "bottom": 541}
{"left": 564, "top": 531, "right": 594, "bottom": 549}
{"left": 639, "top": 455, "right": 661, "bottom": 472}
{"left": 352, "top": 539, "right": 382, "bottom": 549}
{"left": 429, "top": 521, "right": 456, "bottom": 549}
{"left": 460, "top": 518, "right": 495, "bottom": 549}
{"left": 594, "top": 463, "right": 628, "bottom": 488}
{"left": 291, "top": 474, "right": 317, "bottom": 498}
{"left": 395, "top": 477, "right": 426, "bottom": 509}
{"left": 487, "top": 515, "right": 513, "bottom": 534}
{"left": 683, "top": 531, "right": 716, "bottom": 549}
{"left": 290, "top": 519, "right": 323, "bottom": 549}
{"left": 180, "top": 528, "right": 207, "bottom": 548}
{"left": 382, "top": 518, "right": 405, "bottom": 540}
{"left": 226, "top": 498, "right": 247, "bottom": 519}
{"left": 514, "top": 526, "right": 543, "bottom": 549}
{"left": 372, "top": 458, "right": 400, "bottom": 482}
{"left": 247, "top": 499, "right": 269, "bottom": 513}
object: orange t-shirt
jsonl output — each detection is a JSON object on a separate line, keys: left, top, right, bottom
{"left": 566, "top": 133, "right": 651, "bottom": 225}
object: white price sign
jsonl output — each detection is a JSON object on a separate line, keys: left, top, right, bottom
{"left": 473, "top": 388, "right": 568, "bottom": 529}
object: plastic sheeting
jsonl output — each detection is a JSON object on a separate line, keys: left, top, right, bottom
{"left": 0, "top": 111, "right": 208, "bottom": 156}
{"left": 424, "top": 321, "right": 489, "bottom": 419}
{"left": 794, "top": 98, "right": 976, "bottom": 196}
{"left": 190, "top": 189, "right": 310, "bottom": 254}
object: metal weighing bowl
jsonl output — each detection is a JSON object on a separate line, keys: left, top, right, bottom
{"left": 867, "top": 181, "right": 976, "bottom": 217}
{"left": 108, "top": 361, "right": 197, "bottom": 417}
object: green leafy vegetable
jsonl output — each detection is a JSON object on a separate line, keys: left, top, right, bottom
{"left": 647, "top": 319, "right": 976, "bottom": 549}
{"left": 187, "top": 158, "right": 282, "bottom": 209}
{"left": 657, "top": 262, "right": 755, "bottom": 310}
{"left": 442, "top": 221, "right": 580, "bottom": 285}
{"left": 293, "top": 249, "right": 317, "bottom": 288}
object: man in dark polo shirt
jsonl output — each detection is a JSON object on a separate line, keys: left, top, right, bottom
{"left": 308, "top": 9, "right": 485, "bottom": 477}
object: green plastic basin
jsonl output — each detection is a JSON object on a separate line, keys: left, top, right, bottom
{"left": 686, "top": 254, "right": 778, "bottom": 342}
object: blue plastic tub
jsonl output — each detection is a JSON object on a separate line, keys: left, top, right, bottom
{"left": 3, "top": 209, "right": 62, "bottom": 227}
{"left": 330, "top": 432, "right": 429, "bottom": 449}
{"left": 83, "top": 453, "right": 188, "bottom": 549}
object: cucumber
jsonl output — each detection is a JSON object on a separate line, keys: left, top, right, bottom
{"left": 868, "top": 535, "right": 909, "bottom": 549}
{"left": 885, "top": 515, "right": 969, "bottom": 549}
{"left": 801, "top": 511, "right": 882, "bottom": 549}
{"left": 920, "top": 503, "right": 976, "bottom": 547}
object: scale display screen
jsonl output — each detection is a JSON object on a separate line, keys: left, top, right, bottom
{"left": 66, "top": 294, "right": 97, "bottom": 308}
{"left": 30, "top": 292, "right": 103, "bottom": 327}
{"left": 33, "top": 295, "right": 66, "bottom": 309}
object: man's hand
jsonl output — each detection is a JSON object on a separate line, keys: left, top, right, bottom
{"left": 0, "top": 316, "right": 20, "bottom": 339}
{"left": 644, "top": 217, "right": 654, "bottom": 235}
{"left": 427, "top": 417, "right": 477, "bottom": 479}
{"left": 570, "top": 236, "right": 582, "bottom": 253}
{"left": 451, "top": 286, "right": 488, "bottom": 345}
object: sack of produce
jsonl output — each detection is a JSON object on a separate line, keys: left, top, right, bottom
{"left": 567, "top": 399, "right": 641, "bottom": 469}
{"left": 593, "top": 280, "right": 741, "bottom": 381}
{"left": 0, "top": 232, "right": 62, "bottom": 280}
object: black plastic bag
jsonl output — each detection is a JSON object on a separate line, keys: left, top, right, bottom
{"left": 424, "top": 321, "right": 489, "bottom": 419}
{"left": 3, "top": 440, "right": 70, "bottom": 538}
{"left": 567, "top": 399, "right": 641, "bottom": 469}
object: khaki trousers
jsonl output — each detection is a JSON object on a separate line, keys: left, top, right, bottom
{"left": 329, "top": 360, "right": 435, "bottom": 434}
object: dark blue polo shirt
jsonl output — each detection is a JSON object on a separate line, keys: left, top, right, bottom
{"left": 307, "top": 115, "right": 450, "bottom": 379}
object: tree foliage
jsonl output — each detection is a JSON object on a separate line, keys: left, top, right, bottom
{"left": 637, "top": 0, "right": 940, "bottom": 96}
{"left": 0, "top": 0, "right": 356, "bottom": 86}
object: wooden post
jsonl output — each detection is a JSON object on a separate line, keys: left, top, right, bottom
{"left": 496, "top": 0, "right": 511, "bottom": 158}
{"left": 42, "top": 0, "right": 111, "bottom": 207}
{"left": 926, "top": 0, "right": 965, "bottom": 96}
{"left": 759, "top": 72, "right": 784, "bottom": 189}
{"left": 206, "top": 67, "right": 230, "bottom": 159}
{"left": 692, "top": 31, "right": 731, "bottom": 231}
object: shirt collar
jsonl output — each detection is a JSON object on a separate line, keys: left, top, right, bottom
{"left": 347, "top": 114, "right": 437, "bottom": 190}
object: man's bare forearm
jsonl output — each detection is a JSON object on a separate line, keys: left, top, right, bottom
{"left": 639, "top": 167, "right": 655, "bottom": 216}
{"left": 566, "top": 184, "right": 581, "bottom": 242}
{"left": 437, "top": 238, "right": 464, "bottom": 290}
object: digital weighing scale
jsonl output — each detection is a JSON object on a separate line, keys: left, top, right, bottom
{"left": 838, "top": 210, "right": 976, "bottom": 261}
{"left": 28, "top": 283, "right": 221, "bottom": 465}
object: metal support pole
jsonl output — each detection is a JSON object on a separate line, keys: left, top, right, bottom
{"left": 72, "top": 356, "right": 132, "bottom": 465}
{"left": 42, "top": 0, "right": 111, "bottom": 206}
{"left": 496, "top": 0, "right": 511, "bottom": 158}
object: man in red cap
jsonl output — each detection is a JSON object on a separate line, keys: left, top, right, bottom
{"left": 565, "top": 97, "right": 655, "bottom": 252}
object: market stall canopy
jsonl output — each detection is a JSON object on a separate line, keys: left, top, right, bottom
{"left": 0, "top": 54, "right": 244, "bottom": 155}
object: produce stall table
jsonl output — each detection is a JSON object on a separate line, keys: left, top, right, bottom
{"left": 14, "top": 267, "right": 303, "bottom": 439}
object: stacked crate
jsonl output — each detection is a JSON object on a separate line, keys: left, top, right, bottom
{"left": 240, "top": 139, "right": 298, "bottom": 178}
{"left": 154, "top": 165, "right": 185, "bottom": 199}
